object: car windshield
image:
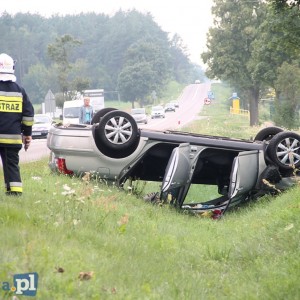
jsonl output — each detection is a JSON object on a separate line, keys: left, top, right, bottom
{"left": 64, "top": 107, "right": 80, "bottom": 118}
{"left": 131, "top": 108, "right": 145, "bottom": 115}
{"left": 34, "top": 116, "right": 51, "bottom": 123}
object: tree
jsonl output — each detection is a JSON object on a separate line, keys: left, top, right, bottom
{"left": 101, "top": 10, "right": 170, "bottom": 86}
{"left": 249, "top": 1, "right": 300, "bottom": 127}
{"left": 249, "top": 12, "right": 291, "bottom": 90}
{"left": 47, "top": 34, "right": 82, "bottom": 97}
{"left": 269, "top": 1, "right": 300, "bottom": 57}
{"left": 67, "top": 58, "right": 90, "bottom": 92}
{"left": 169, "top": 34, "right": 193, "bottom": 83}
{"left": 22, "top": 63, "right": 58, "bottom": 104}
{"left": 273, "top": 61, "right": 300, "bottom": 128}
{"left": 118, "top": 38, "right": 171, "bottom": 106}
{"left": 202, "top": 0, "right": 266, "bottom": 126}
{"left": 0, "top": 11, "right": 197, "bottom": 103}
{"left": 271, "top": 0, "right": 300, "bottom": 10}
{"left": 125, "top": 39, "right": 171, "bottom": 87}
{"left": 118, "top": 62, "right": 156, "bottom": 108}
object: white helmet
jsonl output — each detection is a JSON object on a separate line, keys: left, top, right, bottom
{"left": 0, "top": 53, "right": 16, "bottom": 82}
{"left": 0, "top": 53, "right": 15, "bottom": 74}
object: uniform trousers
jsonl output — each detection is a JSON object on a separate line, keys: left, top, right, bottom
{"left": 0, "top": 147, "right": 22, "bottom": 195}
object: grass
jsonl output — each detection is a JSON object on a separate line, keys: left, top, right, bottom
{"left": 1, "top": 160, "right": 300, "bottom": 299}
{"left": 184, "top": 83, "right": 259, "bottom": 139}
{"left": 0, "top": 82, "right": 300, "bottom": 299}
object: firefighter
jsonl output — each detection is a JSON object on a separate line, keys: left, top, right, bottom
{"left": 0, "top": 53, "right": 34, "bottom": 196}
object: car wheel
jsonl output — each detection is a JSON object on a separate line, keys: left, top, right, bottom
{"left": 267, "top": 131, "right": 300, "bottom": 170}
{"left": 256, "top": 165, "right": 282, "bottom": 196}
{"left": 91, "top": 108, "right": 117, "bottom": 124}
{"left": 254, "top": 126, "right": 284, "bottom": 141}
{"left": 95, "top": 110, "right": 140, "bottom": 158}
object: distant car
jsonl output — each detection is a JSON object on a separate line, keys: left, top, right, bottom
{"left": 32, "top": 114, "right": 54, "bottom": 139}
{"left": 151, "top": 106, "right": 165, "bottom": 119}
{"left": 164, "top": 103, "right": 176, "bottom": 112}
{"left": 47, "top": 109, "right": 300, "bottom": 218}
{"left": 170, "top": 101, "right": 179, "bottom": 108}
{"left": 131, "top": 108, "right": 148, "bottom": 124}
{"left": 195, "top": 80, "right": 201, "bottom": 84}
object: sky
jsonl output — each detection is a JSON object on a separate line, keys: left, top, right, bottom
{"left": 2, "top": 0, "right": 214, "bottom": 66}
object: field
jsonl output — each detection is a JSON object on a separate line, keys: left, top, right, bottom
{"left": 0, "top": 83, "right": 300, "bottom": 299}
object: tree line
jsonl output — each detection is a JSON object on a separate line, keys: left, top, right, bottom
{"left": 0, "top": 10, "right": 204, "bottom": 108}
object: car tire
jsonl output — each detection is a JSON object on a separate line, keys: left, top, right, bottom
{"left": 91, "top": 108, "right": 117, "bottom": 124}
{"left": 267, "top": 131, "right": 300, "bottom": 170}
{"left": 256, "top": 165, "right": 282, "bottom": 196}
{"left": 254, "top": 126, "right": 284, "bottom": 142}
{"left": 95, "top": 110, "right": 140, "bottom": 158}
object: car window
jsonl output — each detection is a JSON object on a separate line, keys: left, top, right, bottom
{"left": 64, "top": 107, "right": 80, "bottom": 118}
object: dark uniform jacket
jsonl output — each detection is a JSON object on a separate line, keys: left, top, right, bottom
{"left": 0, "top": 81, "right": 34, "bottom": 148}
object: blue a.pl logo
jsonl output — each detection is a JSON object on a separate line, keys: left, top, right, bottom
{"left": 13, "top": 272, "right": 38, "bottom": 296}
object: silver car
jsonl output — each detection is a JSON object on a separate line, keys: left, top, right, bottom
{"left": 151, "top": 105, "right": 165, "bottom": 119}
{"left": 164, "top": 103, "right": 176, "bottom": 112}
{"left": 32, "top": 114, "right": 54, "bottom": 139}
{"left": 47, "top": 109, "right": 300, "bottom": 217}
{"left": 131, "top": 108, "right": 148, "bottom": 124}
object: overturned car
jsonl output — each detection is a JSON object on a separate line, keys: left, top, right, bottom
{"left": 47, "top": 108, "right": 300, "bottom": 218}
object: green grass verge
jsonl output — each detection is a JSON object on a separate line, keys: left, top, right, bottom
{"left": 183, "top": 83, "right": 258, "bottom": 139}
{"left": 0, "top": 159, "right": 300, "bottom": 299}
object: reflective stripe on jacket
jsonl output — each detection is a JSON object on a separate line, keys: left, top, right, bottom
{"left": 0, "top": 134, "right": 22, "bottom": 145}
{"left": 0, "top": 82, "right": 34, "bottom": 147}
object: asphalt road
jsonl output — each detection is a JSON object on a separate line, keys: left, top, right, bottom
{"left": 3, "top": 82, "right": 211, "bottom": 164}
{"left": 0, "top": 138, "right": 49, "bottom": 166}
{"left": 19, "top": 138, "right": 50, "bottom": 163}
{"left": 139, "top": 82, "right": 211, "bottom": 131}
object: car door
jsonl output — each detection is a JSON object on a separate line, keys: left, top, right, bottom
{"left": 227, "top": 150, "right": 260, "bottom": 207}
{"left": 160, "top": 143, "right": 200, "bottom": 207}
{"left": 161, "top": 146, "right": 260, "bottom": 211}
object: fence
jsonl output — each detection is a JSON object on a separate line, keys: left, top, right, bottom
{"left": 230, "top": 107, "right": 250, "bottom": 118}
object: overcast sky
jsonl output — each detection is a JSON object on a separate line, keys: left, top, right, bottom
{"left": 2, "top": 0, "right": 214, "bottom": 66}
